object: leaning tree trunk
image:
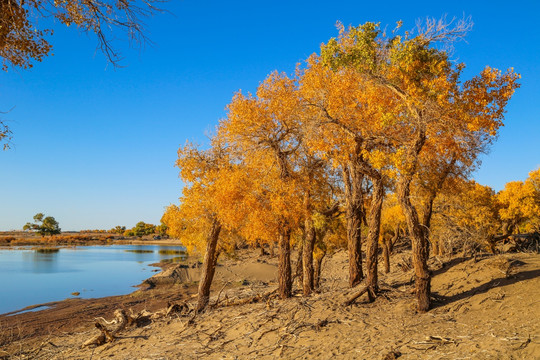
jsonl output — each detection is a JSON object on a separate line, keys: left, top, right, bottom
{"left": 398, "top": 177, "right": 431, "bottom": 312}
{"left": 364, "top": 174, "right": 384, "bottom": 301}
{"left": 343, "top": 164, "right": 364, "bottom": 287}
{"left": 278, "top": 226, "right": 292, "bottom": 299}
{"left": 303, "top": 215, "right": 316, "bottom": 296}
{"left": 196, "top": 219, "right": 222, "bottom": 312}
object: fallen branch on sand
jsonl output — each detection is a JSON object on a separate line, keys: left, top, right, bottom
{"left": 343, "top": 286, "right": 377, "bottom": 306}
{"left": 82, "top": 302, "right": 192, "bottom": 347}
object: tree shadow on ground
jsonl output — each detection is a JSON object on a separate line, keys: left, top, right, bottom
{"left": 117, "top": 335, "right": 149, "bottom": 341}
{"left": 431, "top": 268, "right": 540, "bottom": 308}
{"left": 430, "top": 253, "right": 494, "bottom": 277}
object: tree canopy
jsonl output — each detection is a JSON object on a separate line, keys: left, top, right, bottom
{"left": 165, "top": 17, "right": 520, "bottom": 312}
{"left": 23, "top": 212, "right": 61, "bottom": 236}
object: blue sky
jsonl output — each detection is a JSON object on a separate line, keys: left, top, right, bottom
{"left": 1, "top": 1, "right": 539, "bottom": 231}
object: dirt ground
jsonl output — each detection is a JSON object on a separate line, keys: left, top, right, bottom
{"left": 1, "top": 248, "right": 539, "bottom": 359}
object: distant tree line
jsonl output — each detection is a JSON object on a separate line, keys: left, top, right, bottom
{"left": 108, "top": 222, "right": 168, "bottom": 238}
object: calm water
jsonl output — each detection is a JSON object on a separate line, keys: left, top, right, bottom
{"left": 0, "top": 245, "right": 186, "bottom": 315}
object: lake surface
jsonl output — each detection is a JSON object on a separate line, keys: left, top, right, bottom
{"left": 0, "top": 245, "right": 186, "bottom": 315}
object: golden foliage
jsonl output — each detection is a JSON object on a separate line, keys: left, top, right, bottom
{"left": 497, "top": 167, "right": 540, "bottom": 233}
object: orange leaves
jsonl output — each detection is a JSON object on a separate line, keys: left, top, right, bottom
{"left": 224, "top": 72, "right": 302, "bottom": 164}
{"left": 167, "top": 19, "right": 522, "bottom": 262}
{"left": 462, "top": 67, "right": 520, "bottom": 136}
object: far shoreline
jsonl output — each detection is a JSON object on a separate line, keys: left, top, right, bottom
{"left": 0, "top": 231, "right": 185, "bottom": 247}
{"left": 0, "top": 239, "right": 193, "bottom": 317}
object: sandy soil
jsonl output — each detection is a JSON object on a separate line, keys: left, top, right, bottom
{"left": 1, "top": 248, "right": 539, "bottom": 359}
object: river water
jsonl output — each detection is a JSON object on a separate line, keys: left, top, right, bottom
{"left": 0, "top": 244, "right": 186, "bottom": 315}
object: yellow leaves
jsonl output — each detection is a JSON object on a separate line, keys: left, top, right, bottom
{"left": 381, "top": 193, "right": 405, "bottom": 234}
{"left": 429, "top": 180, "right": 500, "bottom": 245}
{"left": 497, "top": 168, "right": 540, "bottom": 232}
{"left": 167, "top": 19, "right": 522, "bottom": 260}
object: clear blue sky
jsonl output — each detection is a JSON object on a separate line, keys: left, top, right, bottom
{"left": 1, "top": 1, "right": 539, "bottom": 231}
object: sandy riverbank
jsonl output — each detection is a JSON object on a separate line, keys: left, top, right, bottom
{"left": 1, "top": 248, "right": 539, "bottom": 359}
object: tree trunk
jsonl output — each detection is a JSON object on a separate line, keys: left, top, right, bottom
{"left": 343, "top": 164, "right": 364, "bottom": 287}
{"left": 278, "top": 227, "right": 292, "bottom": 299}
{"left": 365, "top": 176, "right": 384, "bottom": 301}
{"left": 196, "top": 219, "right": 222, "bottom": 312}
{"left": 502, "top": 221, "right": 510, "bottom": 236}
{"left": 295, "top": 240, "right": 304, "bottom": 289}
{"left": 383, "top": 237, "right": 391, "bottom": 274}
{"left": 257, "top": 239, "right": 268, "bottom": 256}
{"left": 421, "top": 192, "right": 436, "bottom": 257}
{"left": 303, "top": 216, "right": 316, "bottom": 296}
{"left": 397, "top": 177, "right": 431, "bottom": 312}
{"left": 420, "top": 158, "right": 456, "bottom": 258}
{"left": 314, "top": 251, "right": 326, "bottom": 289}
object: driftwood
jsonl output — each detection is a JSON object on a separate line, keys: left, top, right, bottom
{"left": 82, "top": 302, "right": 191, "bottom": 348}
{"left": 82, "top": 309, "right": 128, "bottom": 347}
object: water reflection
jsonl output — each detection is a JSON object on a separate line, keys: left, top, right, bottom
{"left": 127, "top": 245, "right": 155, "bottom": 261}
{"left": 19, "top": 248, "right": 61, "bottom": 273}
{"left": 0, "top": 244, "right": 186, "bottom": 315}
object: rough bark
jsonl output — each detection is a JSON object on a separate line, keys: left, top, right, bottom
{"left": 295, "top": 240, "right": 304, "bottom": 289}
{"left": 421, "top": 192, "right": 435, "bottom": 257}
{"left": 343, "top": 286, "right": 370, "bottom": 306}
{"left": 398, "top": 177, "right": 431, "bottom": 312}
{"left": 278, "top": 227, "right": 292, "bottom": 299}
{"left": 274, "top": 149, "right": 293, "bottom": 298}
{"left": 343, "top": 164, "right": 364, "bottom": 287}
{"left": 313, "top": 251, "right": 326, "bottom": 289}
{"left": 365, "top": 176, "right": 384, "bottom": 301}
{"left": 303, "top": 215, "right": 316, "bottom": 296}
{"left": 302, "top": 190, "right": 316, "bottom": 296}
{"left": 196, "top": 219, "right": 222, "bottom": 312}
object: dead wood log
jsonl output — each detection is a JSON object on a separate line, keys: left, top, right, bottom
{"left": 343, "top": 285, "right": 377, "bottom": 306}
{"left": 82, "top": 309, "right": 127, "bottom": 347}
{"left": 82, "top": 302, "right": 192, "bottom": 348}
